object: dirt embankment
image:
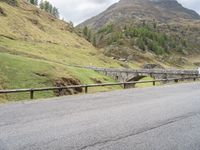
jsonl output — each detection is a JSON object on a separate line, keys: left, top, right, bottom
{"left": 53, "top": 77, "right": 83, "bottom": 96}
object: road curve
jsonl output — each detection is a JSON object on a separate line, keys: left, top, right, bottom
{"left": 0, "top": 82, "right": 200, "bottom": 150}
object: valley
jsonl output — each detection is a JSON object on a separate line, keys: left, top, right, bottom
{"left": 0, "top": 0, "right": 200, "bottom": 102}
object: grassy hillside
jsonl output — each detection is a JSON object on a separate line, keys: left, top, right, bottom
{"left": 1, "top": 0, "right": 197, "bottom": 103}
{"left": 0, "top": 0, "right": 125, "bottom": 103}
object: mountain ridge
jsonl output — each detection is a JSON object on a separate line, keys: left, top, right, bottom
{"left": 79, "top": 0, "right": 200, "bottom": 29}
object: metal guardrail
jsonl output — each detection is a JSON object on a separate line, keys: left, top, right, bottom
{"left": 0, "top": 77, "right": 199, "bottom": 100}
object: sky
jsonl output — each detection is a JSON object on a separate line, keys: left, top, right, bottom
{"left": 47, "top": 0, "right": 200, "bottom": 25}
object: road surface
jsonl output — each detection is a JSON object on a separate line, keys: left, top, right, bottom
{"left": 0, "top": 82, "right": 200, "bottom": 150}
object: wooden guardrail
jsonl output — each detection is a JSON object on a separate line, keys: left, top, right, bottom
{"left": 0, "top": 77, "right": 199, "bottom": 100}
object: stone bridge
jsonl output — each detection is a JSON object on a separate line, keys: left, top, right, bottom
{"left": 85, "top": 67, "right": 199, "bottom": 82}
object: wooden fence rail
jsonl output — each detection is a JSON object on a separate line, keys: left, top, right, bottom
{"left": 0, "top": 77, "right": 199, "bottom": 100}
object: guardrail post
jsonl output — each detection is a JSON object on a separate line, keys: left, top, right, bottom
{"left": 85, "top": 86, "right": 88, "bottom": 93}
{"left": 123, "top": 83, "right": 126, "bottom": 89}
{"left": 153, "top": 81, "right": 156, "bottom": 86}
{"left": 30, "top": 89, "right": 34, "bottom": 99}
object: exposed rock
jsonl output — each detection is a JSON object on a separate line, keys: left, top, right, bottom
{"left": 119, "top": 58, "right": 127, "bottom": 62}
{"left": 90, "top": 78, "right": 102, "bottom": 84}
{"left": 53, "top": 77, "right": 82, "bottom": 96}
{"left": 0, "top": 7, "right": 6, "bottom": 16}
{"left": 142, "top": 64, "right": 164, "bottom": 69}
{"left": 178, "top": 57, "right": 188, "bottom": 65}
{"left": 119, "top": 63, "right": 130, "bottom": 68}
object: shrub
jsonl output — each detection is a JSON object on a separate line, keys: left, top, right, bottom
{"left": 1, "top": 0, "right": 18, "bottom": 6}
{"left": 97, "top": 24, "right": 114, "bottom": 34}
{"left": 136, "top": 38, "right": 145, "bottom": 51}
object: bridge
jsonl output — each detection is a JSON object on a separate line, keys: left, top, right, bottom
{"left": 85, "top": 67, "right": 199, "bottom": 83}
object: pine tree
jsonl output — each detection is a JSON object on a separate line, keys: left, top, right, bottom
{"left": 83, "top": 26, "right": 88, "bottom": 37}
{"left": 39, "top": 0, "right": 44, "bottom": 9}
{"left": 44, "top": 1, "right": 49, "bottom": 12}
{"left": 28, "top": 0, "right": 37, "bottom": 5}
{"left": 29, "top": 0, "right": 34, "bottom": 5}
{"left": 87, "top": 30, "right": 91, "bottom": 42}
{"left": 48, "top": 4, "right": 53, "bottom": 13}
{"left": 69, "top": 21, "right": 74, "bottom": 28}
{"left": 93, "top": 36, "right": 97, "bottom": 47}
{"left": 137, "top": 38, "right": 145, "bottom": 51}
{"left": 68, "top": 21, "right": 74, "bottom": 32}
{"left": 38, "top": 0, "right": 60, "bottom": 18}
{"left": 34, "top": 0, "right": 38, "bottom": 6}
{"left": 52, "top": 7, "right": 59, "bottom": 18}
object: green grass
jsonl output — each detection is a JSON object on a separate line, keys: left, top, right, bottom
{"left": 0, "top": 53, "right": 55, "bottom": 102}
{"left": 0, "top": 33, "right": 124, "bottom": 103}
{"left": 0, "top": 37, "right": 122, "bottom": 68}
{"left": 135, "top": 76, "right": 161, "bottom": 88}
{"left": 0, "top": 52, "right": 122, "bottom": 103}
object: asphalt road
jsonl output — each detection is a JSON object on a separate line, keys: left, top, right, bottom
{"left": 0, "top": 82, "right": 200, "bottom": 150}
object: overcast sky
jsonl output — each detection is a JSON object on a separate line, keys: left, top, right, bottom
{"left": 47, "top": 0, "right": 200, "bottom": 25}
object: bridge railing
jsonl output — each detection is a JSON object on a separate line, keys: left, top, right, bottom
{"left": 84, "top": 66, "right": 199, "bottom": 75}
{"left": 0, "top": 77, "right": 199, "bottom": 100}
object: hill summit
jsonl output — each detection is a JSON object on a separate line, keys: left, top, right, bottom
{"left": 80, "top": 0, "right": 200, "bottom": 29}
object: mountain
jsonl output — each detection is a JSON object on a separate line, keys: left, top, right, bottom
{"left": 78, "top": 0, "right": 200, "bottom": 67}
{"left": 0, "top": 0, "right": 126, "bottom": 102}
{"left": 80, "top": 0, "right": 200, "bottom": 29}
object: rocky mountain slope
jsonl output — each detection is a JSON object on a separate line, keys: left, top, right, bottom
{"left": 80, "top": 0, "right": 200, "bottom": 29}
{"left": 78, "top": 0, "right": 200, "bottom": 67}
